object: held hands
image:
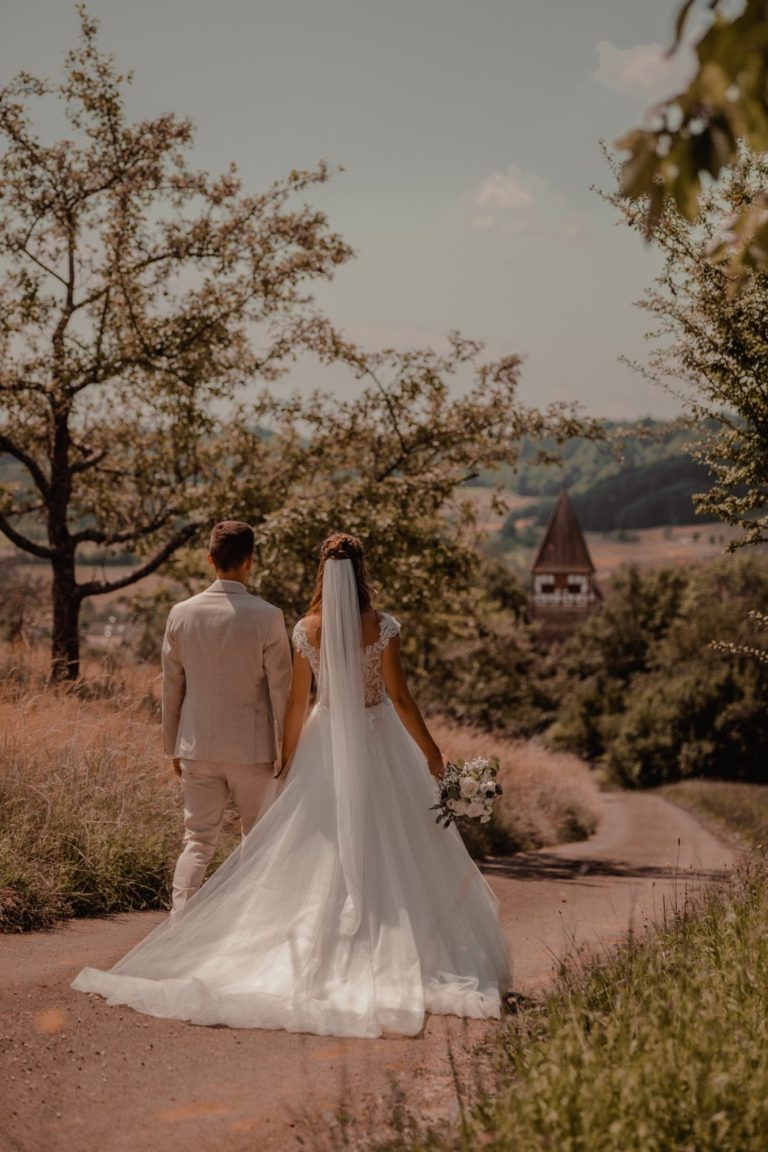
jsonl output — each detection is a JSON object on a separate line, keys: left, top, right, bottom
{"left": 274, "top": 758, "right": 291, "bottom": 797}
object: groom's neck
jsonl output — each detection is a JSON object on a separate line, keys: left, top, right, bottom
{"left": 214, "top": 565, "right": 250, "bottom": 585}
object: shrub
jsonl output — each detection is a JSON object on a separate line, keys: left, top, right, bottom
{"left": 547, "top": 555, "right": 768, "bottom": 786}
{"left": 429, "top": 718, "right": 601, "bottom": 857}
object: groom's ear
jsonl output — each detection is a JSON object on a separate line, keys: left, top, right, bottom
{"left": 207, "top": 552, "right": 216, "bottom": 571}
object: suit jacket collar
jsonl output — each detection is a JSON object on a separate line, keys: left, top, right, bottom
{"left": 206, "top": 579, "right": 249, "bottom": 595}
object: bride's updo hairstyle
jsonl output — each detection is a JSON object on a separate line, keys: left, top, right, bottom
{"left": 307, "top": 532, "right": 374, "bottom": 615}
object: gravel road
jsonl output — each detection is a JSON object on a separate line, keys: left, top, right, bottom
{"left": 0, "top": 792, "right": 735, "bottom": 1152}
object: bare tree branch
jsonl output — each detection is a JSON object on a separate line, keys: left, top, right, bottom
{"left": 70, "top": 509, "right": 175, "bottom": 546}
{"left": 0, "top": 509, "right": 53, "bottom": 559}
{"left": 76, "top": 521, "right": 200, "bottom": 597}
{"left": 20, "top": 244, "right": 69, "bottom": 288}
{"left": 69, "top": 448, "right": 108, "bottom": 475}
{"left": 0, "top": 433, "right": 50, "bottom": 495}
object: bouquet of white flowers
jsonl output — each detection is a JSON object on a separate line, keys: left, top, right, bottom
{"left": 430, "top": 756, "right": 502, "bottom": 828}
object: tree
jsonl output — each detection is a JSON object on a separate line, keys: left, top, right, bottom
{"left": 617, "top": 0, "right": 768, "bottom": 281}
{"left": 546, "top": 556, "right": 768, "bottom": 784}
{"left": 0, "top": 8, "right": 351, "bottom": 678}
{"left": 608, "top": 557, "right": 768, "bottom": 786}
{"left": 604, "top": 145, "right": 768, "bottom": 548}
{"left": 546, "top": 565, "right": 690, "bottom": 761}
{"left": 154, "top": 327, "right": 601, "bottom": 675}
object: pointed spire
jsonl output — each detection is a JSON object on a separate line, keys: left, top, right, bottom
{"left": 532, "top": 489, "right": 594, "bottom": 573}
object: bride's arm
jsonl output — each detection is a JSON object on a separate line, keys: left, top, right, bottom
{"left": 279, "top": 653, "right": 313, "bottom": 777}
{"left": 382, "top": 635, "right": 445, "bottom": 779}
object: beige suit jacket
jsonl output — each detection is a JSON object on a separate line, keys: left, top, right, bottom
{"left": 161, "top": 580, "right": 292, "bottom": 764}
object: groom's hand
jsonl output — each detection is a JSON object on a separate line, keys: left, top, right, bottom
{"left": 172, "top": 757, "right": 182, "bottom": 778}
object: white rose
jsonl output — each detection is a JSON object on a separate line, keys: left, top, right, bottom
{"left": 460, "top": 777, "right": 479, "bottom": 799}
{"left": 467, "top": 800, "right": 485, "bottom": 818}
{"left": 480, "top": 814, "right": 492, "bottom": 824}
{"left": 447, "top": 799, "right": 457, "bottom": 811}
{"left": 454, "top": 800, "right": 470, "bottom": 816}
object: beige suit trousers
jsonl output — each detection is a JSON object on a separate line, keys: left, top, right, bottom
{"left": 171, "top": 759, "right": 275, "bottom": 913}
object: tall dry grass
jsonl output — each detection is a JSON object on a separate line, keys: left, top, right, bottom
{"left": 429, "top": 717, "right": 601, "bottom": 855}
{"left": 0, "top": 646, "right": 183, "bottom": 931}
{"left": 0, "top": 645, "right": 601, "bottom": 932}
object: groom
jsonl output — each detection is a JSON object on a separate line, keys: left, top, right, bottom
{"left": 162, "top": 520, "right": 293, "bottom": 913}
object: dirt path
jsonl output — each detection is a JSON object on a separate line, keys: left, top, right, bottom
{"left": 0, "top": 793, "right": 735, "bottom": 1152}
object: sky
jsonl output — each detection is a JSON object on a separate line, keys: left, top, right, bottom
{"left": 1, "top": 0, "right": 699, "bottom": 418}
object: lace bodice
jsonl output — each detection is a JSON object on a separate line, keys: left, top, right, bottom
{"left": 293, "top": 612, "right": 401, "bottom": 708}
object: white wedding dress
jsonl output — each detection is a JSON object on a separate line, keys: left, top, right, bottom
{"left": 72, "top": 562, "right": 510, "bottom": 1038}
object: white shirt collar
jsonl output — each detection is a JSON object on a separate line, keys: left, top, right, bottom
{"left": 207, "top": 579, "right": 248, "bottom": 594}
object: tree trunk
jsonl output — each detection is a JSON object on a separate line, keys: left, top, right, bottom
{"left": 51, "top": 553, "right": 81, "bottom": 681}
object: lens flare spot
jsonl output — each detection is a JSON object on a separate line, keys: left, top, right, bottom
{"left": 34, "top": 1007, "right": 69, "bottom": 1034}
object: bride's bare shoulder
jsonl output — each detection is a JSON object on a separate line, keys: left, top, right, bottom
{"left": 360, "top": 609, "right": 382, "bottom": 646}
{"left": 299, "top": 613, "right": 322, "bottom": 647}
{"left": 299, "top": 610, "right": 382, "bottom": 647}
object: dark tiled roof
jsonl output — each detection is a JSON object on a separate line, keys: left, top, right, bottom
{"left": 532, "top": 489, "right": 595, "bottom": 574}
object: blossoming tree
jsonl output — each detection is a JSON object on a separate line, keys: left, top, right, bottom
{"left": 0, "top": 9, "right": 351, "bottom": 678}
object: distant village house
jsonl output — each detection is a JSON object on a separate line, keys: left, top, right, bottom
{"left": 531, "top": 489, "right": 601, "bottom": 638}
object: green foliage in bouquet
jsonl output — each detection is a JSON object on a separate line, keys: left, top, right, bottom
{"left": 431, "top": 756, "right": 503, "bottom": 829}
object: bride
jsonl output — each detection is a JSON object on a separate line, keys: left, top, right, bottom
{"left": 72, "top": 533, "right": 511, "bottom": 1038}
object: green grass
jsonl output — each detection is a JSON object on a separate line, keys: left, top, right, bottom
{"left": 661, "top": 779, "right": 768, "bottom": 850}
{"left": 475, "top": 865, "right": 768, "bottom": 1152}
{"left": 359, "top": 784, "right": 768, "bottom": 1152}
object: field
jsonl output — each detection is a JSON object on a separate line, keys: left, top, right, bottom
{"left": 3, "top": 502, "right": 749, "bottom": 656}
{"left": 585, "top": 523, "right": 747, "bottom": 581}
{"left": 460, "top": 485, "right": 749, "bottom": 579}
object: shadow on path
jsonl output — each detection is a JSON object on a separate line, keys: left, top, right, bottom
{"left": 481, "top": 851, "right": 731, "bottom": 884}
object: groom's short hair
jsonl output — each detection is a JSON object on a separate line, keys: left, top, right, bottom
{"left": 209, "top": 521, "right": 254, "bottom": 572}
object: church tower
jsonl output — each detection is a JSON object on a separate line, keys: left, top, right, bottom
{"left": 531, "top": 489, "right": 600, "bottom": 635}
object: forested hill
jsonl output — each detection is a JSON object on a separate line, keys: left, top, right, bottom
{"left": 568, "top": 455, "right": 710, "bottom": 531}
{"left": 479, "top": 420, "right": 697, "bottom": 495}
{"left": 0, "top": 420, "right": 712, "bottom": 541}
{"left": 474, "top": 420, "right": 715, "bottom": 531}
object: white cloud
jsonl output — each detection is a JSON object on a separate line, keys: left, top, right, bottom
{"left": 472, "top": 171, "right": 535, "bottom": 213}
{"left": 467, "top": 165, "right": 585, "bottom": 240}
{"left": 594, "top": 39, "right": 697, "bottom": 101}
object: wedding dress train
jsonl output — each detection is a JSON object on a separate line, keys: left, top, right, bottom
{"left": 73, "top": 564, "right": 510, "bottom": 1038}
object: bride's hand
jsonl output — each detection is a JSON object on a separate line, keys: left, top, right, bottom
{"left": 427, "top": 751, "right": 446, "bottom": 781}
